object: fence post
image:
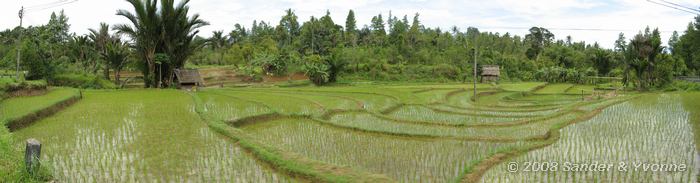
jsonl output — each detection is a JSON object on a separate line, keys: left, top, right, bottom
{"left": 25, "top": 138, "right": 41, "bottom": 175}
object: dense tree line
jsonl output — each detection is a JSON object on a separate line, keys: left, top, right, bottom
{"left": 191, "top": 9, "right": 700, "bottom": 88}
{"left": 0, "top": 11, "right": 129, "bottom": 88}
{"left": 0, "top": 4, "right": 699, "bottom": 89}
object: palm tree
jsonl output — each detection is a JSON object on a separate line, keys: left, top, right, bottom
{"left": 103, "top": 38, "right": 131, "bottom": 85}
{"left": 114, "top": 0, "right": 207, "bottom": 88}
{"left": 114, "top": 0, "right": 161, "bottom": 87}
{"left": 159, "top": 0, "right": 209, "bottom": 87}
{"left": 209, "top": 30, "right": 228, "bottom": 65}
{"left": 68, "top": 35, "right": 96, "bottom": 72}
{"left": 89, "top": 22, "right": 112, "bottom": 80}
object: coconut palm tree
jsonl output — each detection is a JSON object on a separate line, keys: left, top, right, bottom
{"left": 209, "top": 30, "right": 228, "bottom": 65}
{"left": 89, "top": 22, "right": 113, "bottom": 80}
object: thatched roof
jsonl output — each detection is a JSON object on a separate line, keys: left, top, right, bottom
{"left": 482, "top": 65, "right": 500, "bottom": 76}
{"left": 174, "top": 69, "right": 203, "bottom": 85}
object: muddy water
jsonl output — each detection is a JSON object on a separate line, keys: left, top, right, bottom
{"left": 13, "top": 90, "right": 293, "bottom": 182}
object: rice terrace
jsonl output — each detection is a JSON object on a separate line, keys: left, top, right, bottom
{"left": 2, "top": 0, "right": 700, "bottom": 182}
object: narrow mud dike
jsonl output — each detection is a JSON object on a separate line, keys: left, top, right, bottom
{"left": 6, "top": 92, "right": 82, "bottom": 132}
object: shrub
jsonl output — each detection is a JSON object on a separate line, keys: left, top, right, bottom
{"left": 252, "top": 53, "right": 288, "bottom": 76}
{"left": 301, "top": 55, "right": 330, "bottom": 86}
{"left": 237, "top": 65, "right": 264, "bottom": 82}
{"left": 0, "top": 79, "right": 47, "bottom": 93}
{"left": 664, "top": 80, "right": 700, "bottom": 91}
{"left": 433, "top": 64, "right": 460, "bottom": 80}
{"left": 51, "top": 74, "right": 116, "bottom": 89}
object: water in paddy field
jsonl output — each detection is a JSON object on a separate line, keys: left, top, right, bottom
{"left": 482, "top": 94, "right": 700, "bottom": 182}
{"left": 12, "top": 91, "right": 294, "bottom": 182}
{"left": 242, "top": 118, "right": 534, "bottom": 183}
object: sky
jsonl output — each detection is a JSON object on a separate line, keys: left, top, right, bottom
{"left": 1, "top": 0, "right": 698, "bottom": 48}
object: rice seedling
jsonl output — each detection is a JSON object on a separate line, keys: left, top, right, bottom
{"left": 681, "top": 92, "right": 700, "bottom": 151}
{"left": 13, "top": 90, "right": 294, "bottom": 182}
{"left": 0, "top": 88, "right": 80, "bottom": 124}
{"left": 533, "top": 84, "right": 575, "bottom": 94}
{"left": 197, "top": 91, "right": 272, "bottom": 122}
{"left": 5, "top": 83, "right": 680, "bottom": 182}
{"left": 387, "top": 105, "right": 530, "bottom": 125}
{"left": 254, "top": 90, "right": 363, "bottom": 110}
{"left": 413, "top": 89, "right": 463, "bottom": 104}
{"left": 499, "top": 82, "right": 547, "bottom": 92}
{"left": 428, "top": 104, "right": 561, "bottom": 117}
{"left": 481, "top": 94, "right": 698, "bottom": 182}
{"left": 241, "top": 118, "right": 533, "bottom": 183}
{"left": 383, "top": 83, "right": 493, "bottom": 90}
{"left": 327, "top": 111, "right": 580, "bottom": 139}
{"left": 565, "top": 85, "right": 596, "bottom": 94}
{"left": 212, "top": 90, "right": 323, "bottom": 115}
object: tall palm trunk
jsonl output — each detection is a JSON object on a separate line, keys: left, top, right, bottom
{"left": 103, "top": 64, "right": 110, "bottom": 81}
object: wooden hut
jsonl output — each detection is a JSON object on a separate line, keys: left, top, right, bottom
{"left": 173, "top": 69, "right": 203, "bottom": 90}
{"left": 481, "top": 65, "right": 500, "bottom": 83}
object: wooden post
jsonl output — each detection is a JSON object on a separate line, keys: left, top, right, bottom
{"left": 25, "top": 138, "right": 41, "bottom": 175}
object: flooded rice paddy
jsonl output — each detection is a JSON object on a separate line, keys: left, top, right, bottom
{"left": 13, "top": 90, "right": 293, "bottom": 182}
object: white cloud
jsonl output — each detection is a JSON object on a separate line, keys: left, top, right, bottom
{"left": 0, "top": 0, "right": 697, "bottom": 48}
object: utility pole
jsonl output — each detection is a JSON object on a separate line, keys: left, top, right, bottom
{"left": 16, "top": 6, "right": 24, "bottom": 80}
{"left": 473, "top": 48, "right": 477, "bottom": 102}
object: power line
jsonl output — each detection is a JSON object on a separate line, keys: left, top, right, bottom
{"left": 476, "top": 26, "right": 676, "bottom": 33}
{"left": 25, "top": 0, "right": 69, "bottom": 10}
{"left": 658, "top": 0, "right": 700, "bottom": 13}
{"left": 25, "top": 0, "right": 78, "bottom": 12}
{"left": 646, "top": 0, "right": 699, "bottom": 15}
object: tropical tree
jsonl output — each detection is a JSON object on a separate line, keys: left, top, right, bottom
{"left": 277, "top": 9, "right": 300, "bottom": 48}
{"left": 103, "top": 38, "right": 131, "bottom": 84}
{"left": 345, "top": 10, "right": 357, "bottom": 47}
{"left": 590, "top": 47, "right": 614, "bottom": 76}
{"left": 209, "top": 30, "right": 228, "bottom": 65}
{"left": 625, "top": 27, "right": 664, "bottom": 89}
{"left": 158, "top": 0, "right": 209, "bottom": 87}
{"left": 114, "top": 0, "right": 160, "bottom": 87}
{"left": 115, "top": 0, "right": 207, "bottom": 88}
{"left": 67, "top": 35, "right": 96, "bottom": 72}
{"left": 88, "top": 22, "right": 112, "bottom": 80}
{"left": 525, "top": 27, "right": 554, "bottom": 60}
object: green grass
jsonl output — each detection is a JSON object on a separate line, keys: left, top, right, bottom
{"left": 0, "top": 88, "right": 79, "bottom": 124}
